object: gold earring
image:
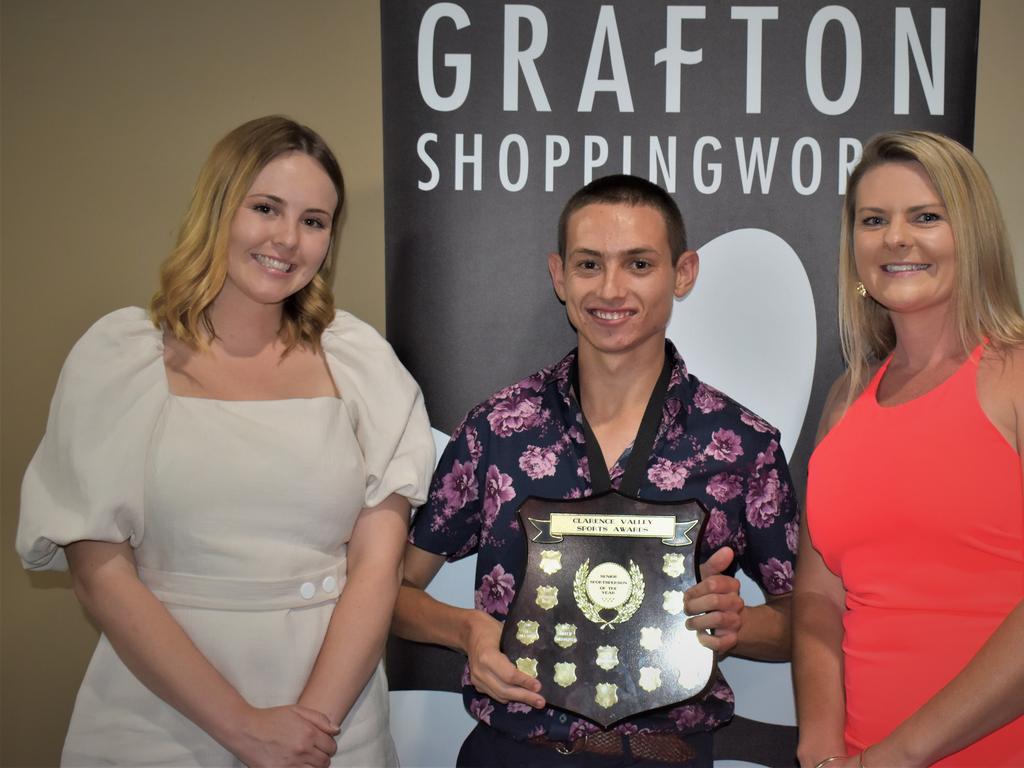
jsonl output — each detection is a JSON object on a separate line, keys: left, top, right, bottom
{"left": 855, "top": 281, "right": 867, "bottom": 298}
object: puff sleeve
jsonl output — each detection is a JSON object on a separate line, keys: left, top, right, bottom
{"left": 17, "top": 307, "right": 168, "bottom": 571}
{"left": 322, "top": 311, "right": 435, "bottom": 509}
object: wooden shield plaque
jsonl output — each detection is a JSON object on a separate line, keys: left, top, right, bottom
{"left": 499, "top": 492, "right": 713, "bottom": 727}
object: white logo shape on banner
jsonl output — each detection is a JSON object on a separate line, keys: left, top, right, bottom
{"left": 667, "top": 228, "right": 816, "bottom": 461}
{"left": 669, "top": 227, "right": 814, "bottom": 729}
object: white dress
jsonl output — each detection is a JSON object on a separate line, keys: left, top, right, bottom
{"left": 17, "top": 307, "right": 435, "bottom": 767}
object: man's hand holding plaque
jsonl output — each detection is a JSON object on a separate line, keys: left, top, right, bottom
{"left": 684, "top": 546, "right": 742, "bottom": 656}
{"left": 465, "top": 609, "right": 547, "bottom": 709}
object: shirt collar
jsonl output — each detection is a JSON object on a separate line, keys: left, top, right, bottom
{"left": 553, "top": 340, "right": 692, "bottom": 417}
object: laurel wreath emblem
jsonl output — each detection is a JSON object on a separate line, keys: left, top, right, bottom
{"left": 573, "top": 558, "right": 645, "bottom": 630}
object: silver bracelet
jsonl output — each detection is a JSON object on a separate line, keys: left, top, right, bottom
{"left": 813, "top": 757, "right": 845, "bottom": 768}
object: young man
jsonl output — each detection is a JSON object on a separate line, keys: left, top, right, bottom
{"left": 392, "top": 175, "right": 798, "bottom": 767}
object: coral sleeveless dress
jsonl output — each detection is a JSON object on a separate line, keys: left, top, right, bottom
{"left": 807, "top": 346, "right": 1024, "bottom": 765}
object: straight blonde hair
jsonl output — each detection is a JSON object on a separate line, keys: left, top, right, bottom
{"left": 838, "top": 130, "right": 1024, "bottom": 393}
{"left": 150, "top": 116, "right": 344, "bottom": 350}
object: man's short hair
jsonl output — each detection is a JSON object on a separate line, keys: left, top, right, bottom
{"left": 557, "top": 174, "right": 688, "bottom": 264}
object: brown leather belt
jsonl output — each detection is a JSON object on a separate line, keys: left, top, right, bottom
{"left": 529, "top": 730, "right": 698, "bottom": 763}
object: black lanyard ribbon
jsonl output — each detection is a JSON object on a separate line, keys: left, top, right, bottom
{"left": 570, "top": 349, "right": 673, "bottom": 498}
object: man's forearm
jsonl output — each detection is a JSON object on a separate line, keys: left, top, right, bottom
{"left": 731, "top": 594, "right": 792, "bottom": 661}
{"left": 392, "top": 582, "right": 477, "bottom": 654}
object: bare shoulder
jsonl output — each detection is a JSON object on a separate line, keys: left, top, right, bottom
{"left": 977, "top": 343, "right": 1024, "bottom": 451}
{"left": 978, "top": 342, "right": 1024, "bottom": 381}
{"left": 814, "top": 363, "right": 881, "bottom": 446}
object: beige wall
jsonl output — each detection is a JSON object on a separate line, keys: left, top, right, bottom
{"left": 0, "top": 2, "right": 388, "bottom": 763}
{"left": 975, "top": 0, "right": 1024, "bottom": 299}
{"left": 1, "top": 1, "right": 1021, "bottom": 763}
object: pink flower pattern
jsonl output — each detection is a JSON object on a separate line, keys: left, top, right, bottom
{"left": 741, "top": 409, "right": 773, "bottom": 433}
{"left": 710, "top": 679, "right": 735, "bottom": 704}
{"left": 693, "top": 383, "right": 726, "bottom": 413}
{"left": 759, "top": 557, "right": 795, "bottom": 594}
{"left": 704, "top": 428, "right": 743, "bottom": 462}
{"left": 706, "top": 472, "right": 743, "bottom": 502}
{"left": 469, "top": 698, "right": 494, "bottom": 724}
{"left": 647, "top": 458, "right": 689, "bottom": 491}
{"left": 487, "top": 390, "right": 544, "bottom": 437}
{"left": 704, "top": 507, "right": 730, "bottom": 549}
{"left": 518, "top": 445, "right": 559, "bottom": 479}
{"left": 439, "top": 460, "right": 478, "bottom": 512}
{"left": 569, "top": 719, "right": 601, "bottom": 741}
{"left": 474, "top": 564, "right": 515, "bottom": 615}
{"left": 482, "top": 465, "right": 515, "bottom": 531}
{"left": 755, "top": 439, "right": 780, "bottom": 470}
{"left": 785, "top": 520, "right": 799, "bottom": 554}
{"left": 669, "top": 704, "right": 705, "bottom": 729}
{"left": 746, "top": 468, "right": 784, "bottom": 528}
{"left": 465, "top": 426, "right": 483, "bottom": 462}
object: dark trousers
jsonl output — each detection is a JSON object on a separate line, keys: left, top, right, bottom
{"left": 456, "top": 723, "right": 713, "bottom": 768}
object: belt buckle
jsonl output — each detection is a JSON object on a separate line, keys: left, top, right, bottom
{"left": 555, "top": 733, "right": 587, "bottom": 756}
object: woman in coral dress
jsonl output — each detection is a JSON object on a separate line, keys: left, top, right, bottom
{"left": 795, "top": 131, "right": 1024, "bottom": 767}
{"left": 17, "top": 116, "right": 434, "bottom": 766}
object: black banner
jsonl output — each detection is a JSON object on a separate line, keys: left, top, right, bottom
{"left": 382, "top": 2, "right": 979, "bottom": 763}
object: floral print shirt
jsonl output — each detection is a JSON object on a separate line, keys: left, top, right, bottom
{"left": 409, "top": 343, "right": 799, "bottom": 742}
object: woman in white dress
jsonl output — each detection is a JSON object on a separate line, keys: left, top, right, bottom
{"left": 17, "top": 116, "right": 435, "bottom": 767}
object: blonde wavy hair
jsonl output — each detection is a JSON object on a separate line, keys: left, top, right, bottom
{"left": 838, "top": 130, "right": 1024, "bottom": 392}
{"left": 150, "top": 116, "right": 344, "bottom": 351}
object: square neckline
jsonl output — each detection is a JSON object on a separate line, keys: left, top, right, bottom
{"left": 160, "top": 330, "right": 342, "bottom": 404}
